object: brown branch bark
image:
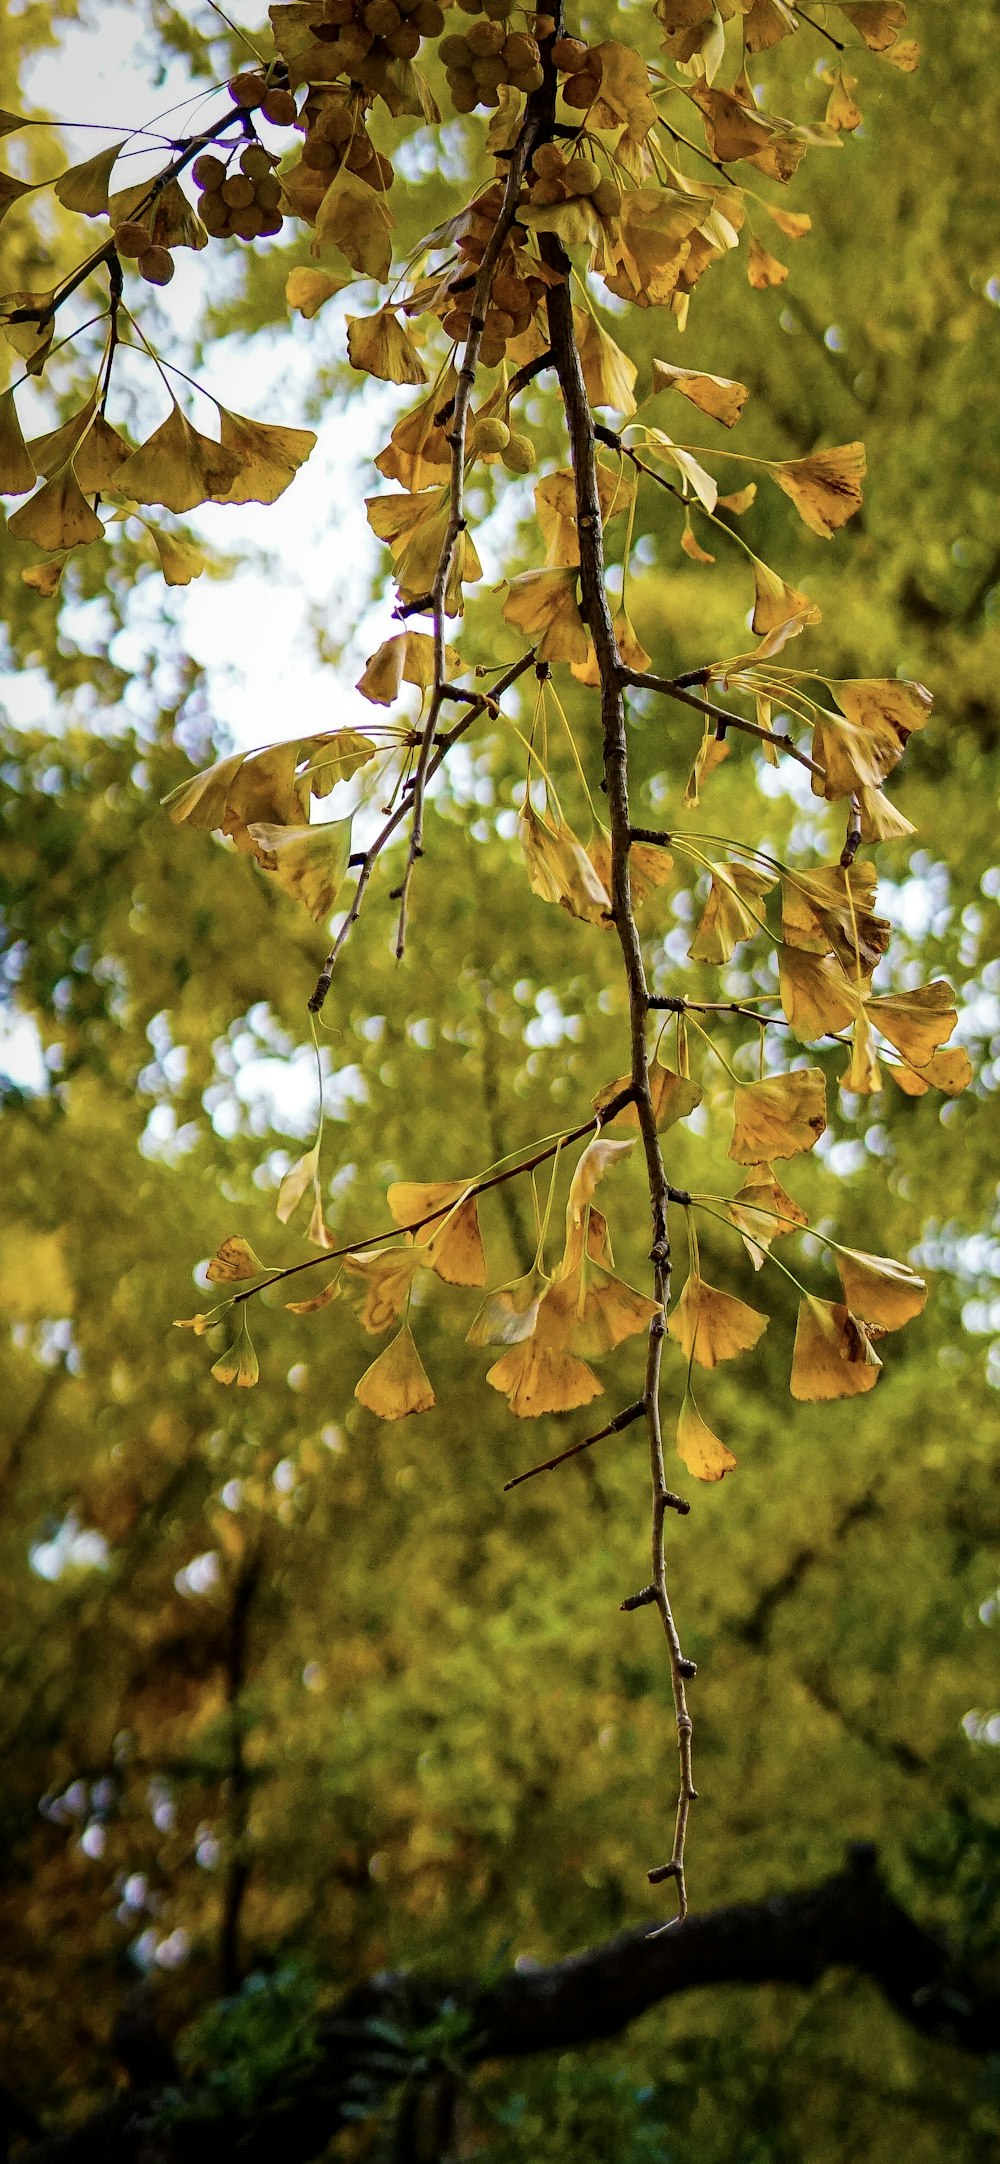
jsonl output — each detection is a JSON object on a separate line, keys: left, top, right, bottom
{"left": 542, "top": 238, "right": 695, "bottom": 1918}
{"left": 18, "top": 1855, "right": 999, "bottom": 2164}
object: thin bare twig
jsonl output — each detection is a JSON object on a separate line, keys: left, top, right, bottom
{"left": 503, "top": 1399, "right": 649, "bottom": 1492}
{"left": 543, "top": 210, "right": 697, "bottom": 1915}
{"left": 623, "top": 669, "right": 825, "bottom": 779}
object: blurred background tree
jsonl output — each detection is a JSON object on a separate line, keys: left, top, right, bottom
{"left": 0, "top": 1, "right": 998, "bottom": 2158}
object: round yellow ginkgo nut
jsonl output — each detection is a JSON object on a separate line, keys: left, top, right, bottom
{"left": 229, "top": 71, "right": 267, "bottom": 108}
{"left": 138, "top": 246, "right": 174, "bottom": 285}
{"left": 192, "top": 153, "right": 226, "bottom": 192}
{"left": 113, "top": 220, "right": 152, "bottom": 257}
{"left": 470, "top": 418, "right": 510, "bottom": 454}
{"left": 551, "top": 35, "right": 588, "bottom": 70}
{"left": 261, "top": 87, "right": 297, "bottom": 125}
{"left": 501, "top": 433, "right": 536, "bottom": 474}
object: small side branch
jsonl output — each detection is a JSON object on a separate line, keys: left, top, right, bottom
{"left": 623, "top": 670, "right": 825, "bottom": 781}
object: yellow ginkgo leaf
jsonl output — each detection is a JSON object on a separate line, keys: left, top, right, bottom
{"left": 730, "top": 1068, "right": 827, "bottom": 1163}
{"left": 387, "top": 1179, "right": 486, "bottom": 1287}
{"left": 503, "top": 567, "right": 589, "bottom": 664}
{"left": 726, "top": 1164, "right": 808, "bottom": 1269}
{"left": 21, "top": 558, "right": 67, "bottom": 596}
{"left": 593, "top": 1064, "right": 703, "bottom": 1133}
{"left": 856, "top": 785, "right": 915, "bottom": 844}
{"left": 863, "top": 980, "right": 957, "bottom": 1066}
{"left": 485, "top": 1337, "right": 603, "bottom": 1419}
{"left": 718, "top": 481, "right": 758, "bottom": 514}
{"left": 790, "top": 1295, "right": 882, "bottom": 1401}
{"left": 206, "top": 1235, "right": 266, "bottom": 1283}
{"left": 276, "top": 1144, "right": 320, "bottom": 1227}
{"left": 842, "top": 1010, "right": 883, "bottom": 1094}
{"left": 778, "top": 946, "right": 859, "bottom": 1039}
{"left": 781, "top": 862, "right": 889, "bottom": 972}
{"left": 0, "top": 173, "right": 37, "bottom": 230}
{"left": 573, "top": 305, "right": 637, "bottom": 416}
{"left": 0, "top": 388, "right": 35, "bottom": 494}
{"left": 766, "top": 442, "right": 866, "bottom": 538}
{"left": 174, "top": 1311, "right": 217, "bottom": 1336}
{"left": 248, "top": 818, "right": 352, "bottom": 922}
{"left": 676, "top": 1395, "right": 736, "bottom": 1481}
{"left": 313, "top": 167, "right": 394, "bottom": 281}
{"left": 355, "top": 1324, "right": 434, "bottom": 1419}
{"left": 562, "top": 1263, "right": 661, "bottom": 1358}
{"left": 668, "top": 1273, "right": 768, "bottom": 1367}
{"left": 825, "top": 68, "right": 863, "bottom": 131}
{"left": 140, "top": 521, "right": 206, "bottom": 586}
{"left": 211, "top": 1319, "right": 260, "bottom": 1389}
{"left": 680, "top": 515, "right": 716, "bottom": 567}
{"left": 347, "top": 309, "right": 428, "bottom": 385}
{"left": 307, "top": 1189, "right": 333, "bottom": 1250}
{"left": 116, "top": 403, "right": 241, "bottom": 514}
{"left": 112, "top": 176, "right": 207, "bottom": 251}
{"left": 587, "top": 829, "right": 673, "bottom": 911}
{"left": 886, "top": 1044, "right": 972, "bottom": 1097}
{"left": 285, "top": 1273, "right": 341, "bottom": 1314}
{"left": 747, "top": 235, "right": 788, "bottom": 288}
{"left": 837, "top": 1, "right": 908, "bottom": 55}
{"left": 683, "top": 727, "right": 729, "bottom": 808}
{"left": 651, "top": 359, "right": 749, "bottom": 428}
{"left": 286, "top": 266, "right": 348, "bottom": 318}
{"left": 519, "top": 802, "right": 611, "bottom": 924}
{"left": 366, "top": 487, "right": 481, "bottom": 612}
{"left": 54, "top": 140, "right": 123, "bottom": 216}
{"left": 689, "top": 860, "right": 775, "bottom": 963}
{"left": 590, "top": 39, "right": 659, "bottom": 139}
{"left": 766, "top": 205, "right": 812, "bottom": 239}
{"left": 604, "top": 188, "right": 703, "bottom": 309}
{"left": 834, "top": 1247, "right": 927, "bottom": 1330}
{"left": 375, "top": 370, "right": 455, "bottom": 491}
{"left": 751, "top": 558, "right": 821, "bottom": 640}
{"left": 71, "top": 416, "right": 132, "bottom": 494}
{"left": 28, "top": 395, "right": 99, "bottom": 480}
{"left": 467, "top": 1269, "right": 545, "bottom": 1348}
{"left": 342, "top": 1244, "right": 426, "bottom": 1334}
{"left": 215, "top": 410, "right": 317, "bottom": 507}
{"left": 7, "top": 470, "right": 103, "bottom": 550}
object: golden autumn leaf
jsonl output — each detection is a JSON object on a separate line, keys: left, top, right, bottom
{"left": 651, "top": 359, "right": 749, "bottom": 429}
{"left": 778, "top": 946, "right": 859, "bottom": 1039}
{"left": 53, "top": 140, "right": 123, "bottom": 216}
{"left": 766, "top": 442, "right": 866, "bottom": 538}
{"left": 587, "top": 828, "right": 673, "bottom": 911}
{"left": 206, "top": 1235, "right": 267, "bottom": 1283}
{"left": 355, "top": 1324, "right": 434, "bottom": 1419}
{"left": 676, "top": 1394, "right": 736, "bottom": 1481}
{"left": 347, "top": 309, "right": 428, "bottom": 385}
{"left": 751, "top": 557, "right": 821, "bottom": 640}
{"left": 248, "top": 818, "right": 352, "bottom": 922}
{"left": 285, "top": 1272, "right": 341, "bottom": 1315}
{"left": 730, "top": 1068, "right": 827, "bottom": 1163}
{"left": 356, "top": 629, "right": 461, "bottom": 705}
{"left": 842, "top": 1010, "right": 882, "bottom": 1094}
{"left": 856, "top": 785, "right": 915, "bottom": 844}
{"left": 7, "top": 470, "right": 103, "bottom": 551}
{"left": 781, "top": 862, "right": 890, "bottom": 973}
{"left": 689, "top": 82, "right": 775, "bottom": 162}
{"left": 589, "top": 40, "right": 659, "bottom": 139}
{"left": 211, "top": 1319, "right": 260, "bottom": 1389}
{"left": 863, "top": 979, "right": 958, "bottom": 1066}
{"left": 313, "top": 167, "right": 394, "bottom": 281}
{"left": 276, "top": 1144, "right": 321, "bottom": 1228}
{"left": 27, "top": 395, "right": 99, "bottom": 479}
{"left": 683, "top": 726, "right": 729, "bottom": 807}
{"left": 825, "top": 68, "right": 863, "bottom": 131}
{"left": 603, "top": 189, "right": 703, "bottom": 309}
{"left": 593, "top": 1064, "right": 703, "bottom": 1134}
{"left": 174, "top": 1311, "right": 218, "bottom": 1336}
{"left": 834, "top": 1247, "right": 927, "bottom": 1330}
{"left": 0, "top": 173, "right": 37, "bottom": 230}
{"left": 689, "top": 860, "right": 775, "bottom": 963}
{"left": 886, "top": 1044, "right": 972, "bottom": 1097}
{"left": 519, "top": 802, "right": 611, "bottom": 924}
{"left": 747, "top": 235, "right": 788, "bottom": 288}
{"left": 21, "top": 558, "right": 67, "bottom": 596}
{"left": 139, "top": 521, "right": 206, "bottom": 586}
{"left": 286, "top": 265, "right": 348, "bottom": 318}
{"left": 836, "top": 1, "right": 908, "bottom": 53}
{"left": 342, "top": 1244, "right": 426, "bottom": 1335}
{"left": 766, "top": 205, "right": 812, "bottom": 239}
{"left": 375, "top": 370, "right": 455, "bottom": 490}
{"left": 573, "top": 306, "right": 637, "bottom": 416}
{"left": 790, "top": 1295, "right": 882, "bottom": 1401}
{"left": 387, "top": 1178, "right": 486, "bottom": 1287}
{"left": 485, "top": 1274, "right": 605, "bottom": 1417}
{"left": 73, "top": 416, "right": 132, "bottom": 494}
{"left": 559, "top": 1262, "right": 661, "bottom": 1358}
{"left": 366, "top": 486, "right": 481, "bottom": 612}
{"left": 115, "top": 403, "right": 241, "bottom": 514}
{"left": 503, "top": 566, "right": 589, "bottom": 664}
{"left": 214, "top": 410, "right": 317, "bottom": 506}
{"left": 668, "top": 1272, "right": 768, "bottom": 1367}
{"left": 111, "top": 176, "right": 207, "bottom": 251}
{"left": 719, "top": 485, "right": 758, "bottom": 517}
{"left": 0, "top": 388, "right": 35, "bottom": 494}
{"left": 726, "top": 1164, "right": 808, "bottom": 1269}
{"left": 467, "top": 1269, "right": 545, "bottom": 1348}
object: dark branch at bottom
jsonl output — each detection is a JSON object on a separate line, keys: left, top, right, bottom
{"left": 19, "top": 1851, "right": 998, "bottom": 2164}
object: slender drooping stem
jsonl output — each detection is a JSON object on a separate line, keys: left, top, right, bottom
{"left": 543, "top": 246, "right": 696, "bottom": 1918}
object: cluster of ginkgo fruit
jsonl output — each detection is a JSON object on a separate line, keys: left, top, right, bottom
{"left": 301, "top": 0, "right": 446, "bottom": 92}
{"left": 193, "top": 144, "right": 284, "bottom": 242}
{"left": 441, "top": 179, "right": 551, "bottom": 368}
{"left": 299, "top": 89, "right": 394, "bottom": 190}
{"left": 524, "top": 140, "right": 621, "bottom": 216}
{"left": 110, "top": 222, "right": 178, "bottom": 287}
{"left": 438, "top": 16, "right": 545, "bottom": 110}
